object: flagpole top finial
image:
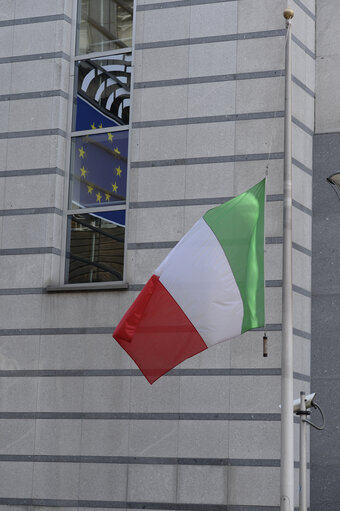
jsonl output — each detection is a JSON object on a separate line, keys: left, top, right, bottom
{"left": 283, "top": 8, "right": 294, "bottom": 19}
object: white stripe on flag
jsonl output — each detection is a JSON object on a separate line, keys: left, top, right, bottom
{"left": 155, "top": 217, "right": 244, "bottom": 346}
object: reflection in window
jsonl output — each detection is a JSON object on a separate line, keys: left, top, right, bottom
{"left": 78, "top": 0, "right": 133, "bottom": 54}
{"left": 69, "top": 130, "right": 128, "bottom": 209}
{"left": 65, "top": 211, "right": 125, "bottom": 283}
{"left": 74, "top": 53, "right": 131, "bottom": 130}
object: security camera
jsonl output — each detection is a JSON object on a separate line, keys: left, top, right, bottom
{"left": 293, "top": 392, "right": 316, "bottom": 413}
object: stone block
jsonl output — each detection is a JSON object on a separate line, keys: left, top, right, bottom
{"left": 228, "top": 466, "right": 279, "bottom": 506}
{"left": 0, "top": 461, "right": 33, "bottom": 498}
{"left": 229, "top": 420, "right": 280, "bottom": 459}
{"left": 10, "top": 59, "right": 69, "bottom": 94}
{"left": 128, "top": 420, "right": 178, "bottom": 457}
{"left": 293, "top": 291, "right": 311, "bottom": 334}
{"left": 36, "top": 377, "right": 84, "bottom": 413}
{"left": 127, "top": 464, "right": 177, "bottom": 502}
{"left": 138, "top": 125, "right": 187, "bottom": 161}
{"left": 138, "top": 7, "right": 190, "bottom": 43}
{"left": 32, "top": 463, "right": 79, "bottom": 499}
{"left": 179, "top": 375, "right": 229, "bottom": 413}
{"left": 178, "top": 420, "right": 229, "bottom": 458}
{"left": 132, "top": 85, "right": 188, "bottom": 122}
{"left": 293, "top": 82, "right": 315, "bottom": 130}
{"left": 186, "top": 121, "right": 235, "bottom": 158}
{"left": 130, "top": 375, "right": 180, "bottom": 413}
{"left": 189, "top": 1, "right": 237, "bottom": 38}
{"left": 237, "top": 0, "right": 284, "bottom": 33}
{"left": 38, "top": 334, "right": 131, "bottom": 370}
{"left": 237, "top": 36, "right": 284, "bottom": 73}
{"left": 34, "top": 419, "right": 82, "bottom": 455}
{"left": 178, "top": 465, "right": 228, "bottom": 504}
{"left": 188, "top": 81, "right": 236, "bottom": 117}
{"left": 292, "top": 206, "right": 312, "bottom": 250}
{"left": 79, "top": 463, "right": 128, "bottom": 501}
{"left": 189, "top": 41, "right": 237, "bottom": 77}
{"left": 0, "top": 419, "right": 35, "bottom": 454}
{"left": 235, "top": 117, "right": 283, "bottom": 155}
{"left": 81, "top": 420, "right": 129, "bottom": 457}
{"left": 83, "top": 376, "right": 131, "bottom": 412}
{"left": 134, "top": 46, "right": 189, "bottom": 82}
{"left": 1, "top": 213, "right": 62, "bottom": 249}
{"left": 0, "top": 26, "right": 13, "bottom": 58}
{"left": 229, "top": 375, "right": 281, "bottom": 413}
{"left": 236, "top": 76, "right": 284, "bottom": 114}
{"left": 0, "top": 335, "right": 39, "bottom": 370}
{"left": 14, "top": 0, "right": 68, "bottom": 17}
{"left": 8, "top": 97, "right": 68, "bottom": 132}
{"left": 0, "top": 294, "right": 42, "bottom": 329}
{"left": 0, "top": 377, "right": 38, "bottom": 412}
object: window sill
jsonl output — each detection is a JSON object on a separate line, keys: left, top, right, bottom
{"left": 46, "top": 282, "right": 129, "bottom": 292}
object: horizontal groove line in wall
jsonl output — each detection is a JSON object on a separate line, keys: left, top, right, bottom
{"left": 129, "top": 194, "right": 282, "bottom": 209}
{"left": 132, "top": 111, "right": 284, "bottom": 129}
{"left": 292, "top": 242, "right": 312, "bottom": 257}
{"left": 134, "top": 72, "right": 313, "bottom": 99}
{"left": 0, "top": 327, "right": 114, "bottom": 336}
{"left": 0, "top": 412, "right": 281, "bottom": 421}
{"left": 0, "top": 498, "right": 282, "bottom": 510}
{"left": 292, "top": 116, "right": 314, "bottom": 136}
{"left": 0, "top": 51, "right": 70, "bottom": 64}
{"left": 0, "top": 368, "right": 282, "bottom": 377}
{"left": 0, "top": 288, "right": 46, "bottom": 295}
{"left": 135, "top": 32, "right": 314, "bottom": 58}
{"left": 135, "top": 29, "right": 286, "bottom": 50}
{"left": 128, "top": 239, "right": 312, "bottom": 259}
{"left": 130, "top": 152, "right": 284, "bottom": 168}
{"left": 0, "top": 325, "right": 311, "bottom": 340}
{"left": 129, "top": 195, "right": 312, "bottom": 211}
{"left": 0, "top": 90, "right": 69, "bottom": 101}
{"left": 291, "top": 34, "right": 315, "bottom": 59}
{"left": 0, "top": 14, "right": 72, "bottom": 27}
{"left": 0, "top": 128, "right": 66, "bottom": 139}
{"left": 0, "top": 167, "right": 65, "bottom": 178}
{"left": 0, "top": 207, "right": 63, "bottom": 217}
{"left": 292, "top": 157, "right": 313, "bottom": 176}
{"left": 0, "top": 454, "right": 280, "bottom": 466}
{"left": 0, "top": 369, "right": 310, "bottom": 380}
{"left": 135, "top": 70, "right": 285, "bottom": 89}
{"left": 291, "top": 75, "right": 315, "bottom": 98}
{"left": 293, "top": 0, "right": 315, "bottom": 21}
{"left": 132, "top": 114, "right": 312, "bottom": 137}
{"left": 0, "top": 247, "right": 61, "bottom": 256}
{"left": 137, "top": 0, "right": 237, "bottom": 12}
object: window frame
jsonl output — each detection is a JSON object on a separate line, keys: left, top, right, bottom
{"left": 55, "top": 0, "right": 136, "bottom": 291}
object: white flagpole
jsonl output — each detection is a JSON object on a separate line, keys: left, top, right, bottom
{"left": 281, "top": 8, "right": 295, "bottom": 511}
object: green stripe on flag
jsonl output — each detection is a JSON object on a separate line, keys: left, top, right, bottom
{"left": 203, "top": 179, "right": 265, "bottom": 333}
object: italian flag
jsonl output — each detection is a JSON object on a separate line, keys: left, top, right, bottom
{"left": 113, "top": 179, "right": 265, "bottom": 384}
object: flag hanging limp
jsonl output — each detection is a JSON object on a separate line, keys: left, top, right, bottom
{"left": 113, "top": 179, "right": 265, "bottom": 384}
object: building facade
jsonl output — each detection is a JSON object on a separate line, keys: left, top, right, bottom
{"left": 0, "top": 0, "right": 319, "bottom": 509}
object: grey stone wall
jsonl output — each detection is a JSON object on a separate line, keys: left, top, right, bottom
{"left": 0, "top": 0, "right": 314, "bottom": 509}
{"left": 311, "top": 1, "right": 340, "bottom": 509}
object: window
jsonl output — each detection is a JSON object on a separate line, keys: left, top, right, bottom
{"left": 64, "top": 0, "right": 133, "bottom": 285}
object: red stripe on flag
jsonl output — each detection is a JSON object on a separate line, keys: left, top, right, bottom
{"left": 113, "top": 275, "right": 207, "bottom": 384}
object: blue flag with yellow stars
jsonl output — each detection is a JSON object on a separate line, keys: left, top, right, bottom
{"left": 71, "top": 129, "right": 128, "bottom": 211}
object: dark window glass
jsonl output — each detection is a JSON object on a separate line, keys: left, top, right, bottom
{"left": 77, "top": 0, "right": 133, "bottom": 55}
{"left": 74, "top": 53, "right": 131, "bottom": 131}
{"left": 69, "top": 130, "right": 128, "bottom": 209}
{"left": 65, "top": 211, "right": 125, "bottom": 283}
